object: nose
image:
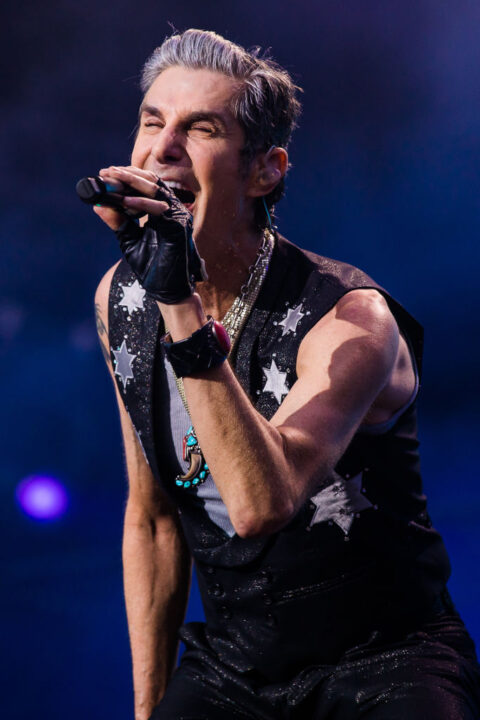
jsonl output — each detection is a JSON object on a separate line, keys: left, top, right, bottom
{"left": 151, "top": 126, "right": 185, "bottom": 164}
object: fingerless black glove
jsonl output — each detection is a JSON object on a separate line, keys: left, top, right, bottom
{"left": 115, "top": 180, "right": 207, "bottom": 304}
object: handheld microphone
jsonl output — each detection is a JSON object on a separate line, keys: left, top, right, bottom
{"left": 76, "top": 176, "right": 144, "bottom": 217}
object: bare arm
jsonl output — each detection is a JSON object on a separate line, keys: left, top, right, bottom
{"left": 95, "top": 265, "right": 191, "bottom": 720}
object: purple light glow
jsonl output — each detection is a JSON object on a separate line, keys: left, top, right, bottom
{"left": 16, "top": 475, "right": 69, "bottom": 520}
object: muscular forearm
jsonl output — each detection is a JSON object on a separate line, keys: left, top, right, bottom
{"left": 184, "top": 365, "right": 300, "bottom": 535}
{"left": 123, "top": 504, "right": 191, "bottom": 720}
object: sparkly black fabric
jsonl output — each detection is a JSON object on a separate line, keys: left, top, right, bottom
{"left": 108, "top": 235, "right": 480, "bottom": 715}
{"left": 149, "top": 614, "right": 480, "bottom": 719}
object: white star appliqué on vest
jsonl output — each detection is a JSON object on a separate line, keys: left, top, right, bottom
{"left": 308, "top": 472, "right": 373, "bottom": 535}
{"left": 279, "top": 303, "right": 305, "bottom": 336}
{"left": 112, "top": 339, "right": 136, "bottom": 390}
{"left": 119, "top": 280, "right": 146, "bottom": 315}
{"left": 262, "top": 359, "right": 289, "bottom": 404}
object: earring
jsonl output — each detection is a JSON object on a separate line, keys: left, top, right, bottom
{"left": 262, "top": 196, "right": 273, "bottom": 230}
{"left": 262, "top": 146, "right": 278, "bottom": 231}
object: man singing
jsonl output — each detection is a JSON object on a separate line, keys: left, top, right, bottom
{"left": 93, "top": 29, "right": 480, "bottom": 719}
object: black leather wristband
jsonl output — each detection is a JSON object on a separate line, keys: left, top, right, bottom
{"left": 161, "top": 317, "right": 231, "bottom": 377}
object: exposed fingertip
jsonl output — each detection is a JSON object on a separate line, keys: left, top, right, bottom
{"left": 152, "top": 200, "right": 170, "bottom": 212}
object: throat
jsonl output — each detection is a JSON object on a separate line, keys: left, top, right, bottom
{"left": 196, "top": 231, "right": 266, "bottom": 306}
{"left": 196, "top": 283, "right": 239, "bottom": 322}
{"left": 197, "top": 227, "right": 275, "bottom": 336}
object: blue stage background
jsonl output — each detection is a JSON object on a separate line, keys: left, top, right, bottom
{"left": 2, "top": 2, "right": 479, "bottom": 717}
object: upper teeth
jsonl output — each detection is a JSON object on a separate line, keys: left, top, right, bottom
{"left": 163, "top": 180, "right": 187, "bottom": 191}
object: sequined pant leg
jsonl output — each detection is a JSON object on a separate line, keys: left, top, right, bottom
{"left": 148, "top": 644, "right": 279, "bottom": 720}
{"left": 295, "top": 616, "right": 480, "bottom": 719}
{"left": 148, "top": 663, "right": 284, "bottom": 720}
{"left": 148, "top": 667, "right": 254, "bottom": 720}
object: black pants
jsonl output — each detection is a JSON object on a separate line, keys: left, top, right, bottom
{"left": 150, "top": 614, "right": 480, "bottom": 719}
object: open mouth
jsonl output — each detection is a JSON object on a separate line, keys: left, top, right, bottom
{"left": 173, "top": 187, "right": 195, "bottom": 206}
{"left": 162, "top": 180, "right": 196, "bottom": 210}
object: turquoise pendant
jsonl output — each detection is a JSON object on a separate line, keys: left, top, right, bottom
{"left": 175, "top": 425, "right": 210, "bottom": 489}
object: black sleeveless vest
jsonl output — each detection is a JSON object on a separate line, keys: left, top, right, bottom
{"left": 108, "top": 236, "right": 451, "bottom": 681}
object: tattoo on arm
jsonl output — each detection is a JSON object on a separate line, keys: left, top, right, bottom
{"left": 95, "top": 302, "right": 107, "bottom": 336}
{"left": 95, "top": 302, "right": 112, "bottom": 367}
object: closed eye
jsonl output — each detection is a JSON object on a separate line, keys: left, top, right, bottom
{"left": 189, "top": 123, "right": 217, "bottom": 135}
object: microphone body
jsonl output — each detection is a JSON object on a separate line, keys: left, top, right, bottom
{"left": 76, "top": 176, "right": 143, "bottom": 217}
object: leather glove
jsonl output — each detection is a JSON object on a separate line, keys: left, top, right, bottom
{"left": 115, "top": 179, "right": 207, "bottom": 304}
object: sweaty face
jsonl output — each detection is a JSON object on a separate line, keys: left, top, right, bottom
{"left": 131, "top": 66, "right": 253, "bottom": 239}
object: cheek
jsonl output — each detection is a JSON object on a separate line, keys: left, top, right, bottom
{"left": 202, "top": 152, "right": 245, "bottom": 195}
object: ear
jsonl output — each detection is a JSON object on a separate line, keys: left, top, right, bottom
{"left": 246, "top": 147, "right": 289, "bottom": 198}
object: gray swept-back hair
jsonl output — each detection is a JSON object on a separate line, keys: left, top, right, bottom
{"left": 140, "top": 29, "right": 302, "bottom": 227}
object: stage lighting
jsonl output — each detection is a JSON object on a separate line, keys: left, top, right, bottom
{"left": 16, "top": 475, "right": 69, "bottom": 520}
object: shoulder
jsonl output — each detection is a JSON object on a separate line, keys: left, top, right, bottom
{"left": 304, "top": 288, "right": 398, "bottom": 346}
{"left": 335, "top": 288, "right": 396, "bottom": 330}
{"left": 298, "top": 288, "right": 399, "bottom": 383}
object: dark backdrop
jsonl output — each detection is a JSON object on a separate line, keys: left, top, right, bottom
{"left": 1, "top": 2, "right": 479, "bottom": 718}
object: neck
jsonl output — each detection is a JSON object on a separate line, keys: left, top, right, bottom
{"left": 195, "top": 225, "right": 265, "bottom": 319}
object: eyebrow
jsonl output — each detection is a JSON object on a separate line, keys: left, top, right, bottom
{"left": 138, "top": 103, "right": 229, "bottom": 131}
{"left": 138, "top": 103, "right": 161, "bottom": 119}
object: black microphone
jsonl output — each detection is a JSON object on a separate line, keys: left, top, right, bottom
{"left": 76, "top": 176, "right": 144, "bottom": 217}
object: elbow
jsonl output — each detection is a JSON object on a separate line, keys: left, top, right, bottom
{"left": 232, "top": 497, "right": 296, "bottom": 539}
{"left": 230, "top": 441, "right": 303, "bottom": 538}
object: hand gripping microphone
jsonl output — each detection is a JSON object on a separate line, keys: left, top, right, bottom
{"left": 76, "top": 176, "right": 143, "bottom": 217}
